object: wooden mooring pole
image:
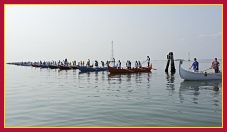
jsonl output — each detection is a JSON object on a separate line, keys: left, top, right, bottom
{"left": 165, "top": 52, "right": 176, "bottom": 73}
{"left": 165, "top": 54, "right": 170, "bottom": 73}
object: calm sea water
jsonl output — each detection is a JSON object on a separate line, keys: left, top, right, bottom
{"left": 6, "top": 60, "right": 222, "bottom": 127}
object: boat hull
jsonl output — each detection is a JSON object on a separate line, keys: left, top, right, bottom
{"left": 40, "top": 64, "right": 49, "bottom": 68}
{"left": 179, "top": 60, "right": 222, "bottom": 81}
{"left": 78, "top": 66, "right": 107, "bottom": 72}
{"left": 49, "top": 65, "right": 59, "bottom": 69}
{"left": 32, "top": 64, "right": 40, "bottom": 68}
{"left": 108, "top": 65, "right": 152, "bottom": 74}
{"left": 70, "top": 66, "right": 78, "bottom": 69}
{"left": 59, "top": 65, "right": 71, "bottom": 70}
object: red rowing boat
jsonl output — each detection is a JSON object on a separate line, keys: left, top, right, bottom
{"left": 32, "top": 64, "right": 40, "bottom": 68}
{"left": 108, "top": 65, "right": 152, "bottom": 74}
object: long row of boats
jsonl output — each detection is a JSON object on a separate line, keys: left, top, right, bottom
{"left": 7, "top": 61, "right": 153, "bottom": 73}
{"left": 7, "top": 60, "right": 222, "bottom": 81}
{"left": 32, "top": 63, "right": 107, "bottom": 71}
{"left": 38, "top": 64, "right": 153, "bottom": 73}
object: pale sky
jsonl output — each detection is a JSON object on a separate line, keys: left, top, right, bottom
{"left": 5, "top": 5, "right": 222, "bottom": 62}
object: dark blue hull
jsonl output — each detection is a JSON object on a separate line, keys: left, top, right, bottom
{"left": 78, "top": 66, "right": 107, "bottom": 72}
{"left": 40, "top": 64, "right": 49, "bottom": 68}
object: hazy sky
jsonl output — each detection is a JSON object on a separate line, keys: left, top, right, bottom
{"left": 6, "top": 5, "right": 222, "bottom": 62}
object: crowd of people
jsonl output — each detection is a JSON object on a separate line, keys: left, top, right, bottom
{"left": 57, "top": 56, "right": 150, "bottom": 69}
{"left": 11, "top": 56, "right": 221, "bottom": 74}
{"left": 29, "top": 55, "right": 153, "bottom": 69}
{"left": 106, "top": 56, "right": 151, "bottom": 69}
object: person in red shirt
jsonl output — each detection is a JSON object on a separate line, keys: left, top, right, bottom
{"left": 211, "top": 58, "right": 220, "bottom": 73}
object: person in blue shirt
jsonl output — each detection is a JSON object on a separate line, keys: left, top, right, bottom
{"left": 190, "top": 58, "right": 199, "bottom": 72}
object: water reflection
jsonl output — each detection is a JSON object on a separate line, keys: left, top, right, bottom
{"left": 101, "top": 71, "right": 105, "bottom": 81}
{"left": 107, "top": 73, "right": 124, "bottom": 84}
{"left": 107, "top": 73, "right": 152, "bottom": 100}
{"left": 78, "top": 71, "right": 91, "bottom": 76}
{"left": 95, "top": 72, "right": 98, "bottom": 81}
{"left": 180, "top": 80, "right": 221, "bottom": 91}
{"left": 135, "top": 73, "right": 142, "bottom": 83}
{"left": 107, "top": 72, "right": 151, "bottom": 85}
{"left": 57, "top": 69, "right": 70, "bottom": 79}
{"left": 147, "top": 72, "right": 151, "bottom": 83}
{"left": 78, "top": 72, "right": 91, "bottom": 84}
{"left": 179, "top": 80, "right": 221, "bottom": 104}
{"left": 166, "top": 73, "right": 175, "bottom": 96}
{"left": 72, "top": 69, "right": 77, "bottom": 79}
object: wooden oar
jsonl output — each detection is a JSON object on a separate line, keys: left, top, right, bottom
{"left": 141, "top": 66, "right": 156, "bottom": 70}
{"left": 142, "top": 61, "right": 147, "bottom": 64}
{"left": 202, "top": 68, "right": 212, "bottom": 72}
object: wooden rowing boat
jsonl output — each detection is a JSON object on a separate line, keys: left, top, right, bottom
{"left": 32, "top": 64, "right": 40, "bottom": 68}
{"left": 70, "top": 65, "right": 78, "bottom": 69}
{"left": 48, "top": 65, "right": 59, "bottom": 69}
{"left": 59, "top": 65, "right": 71, "bottom": 70}
{"left": 179, "top": 60, "right": 222, "bottom": 81}
{"left": 40, "top": 64, "right": 49, "bottom": 68}
{"left": 108, "top": 65, "right": 152, "bottom": 74}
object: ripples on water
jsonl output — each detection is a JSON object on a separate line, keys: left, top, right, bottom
{"left": 6, "top": 61, "right": 222, "bottom": 127}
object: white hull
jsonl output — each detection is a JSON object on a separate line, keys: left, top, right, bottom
{"left": 179, "top": 61, "right": 222, "bottom": 81}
